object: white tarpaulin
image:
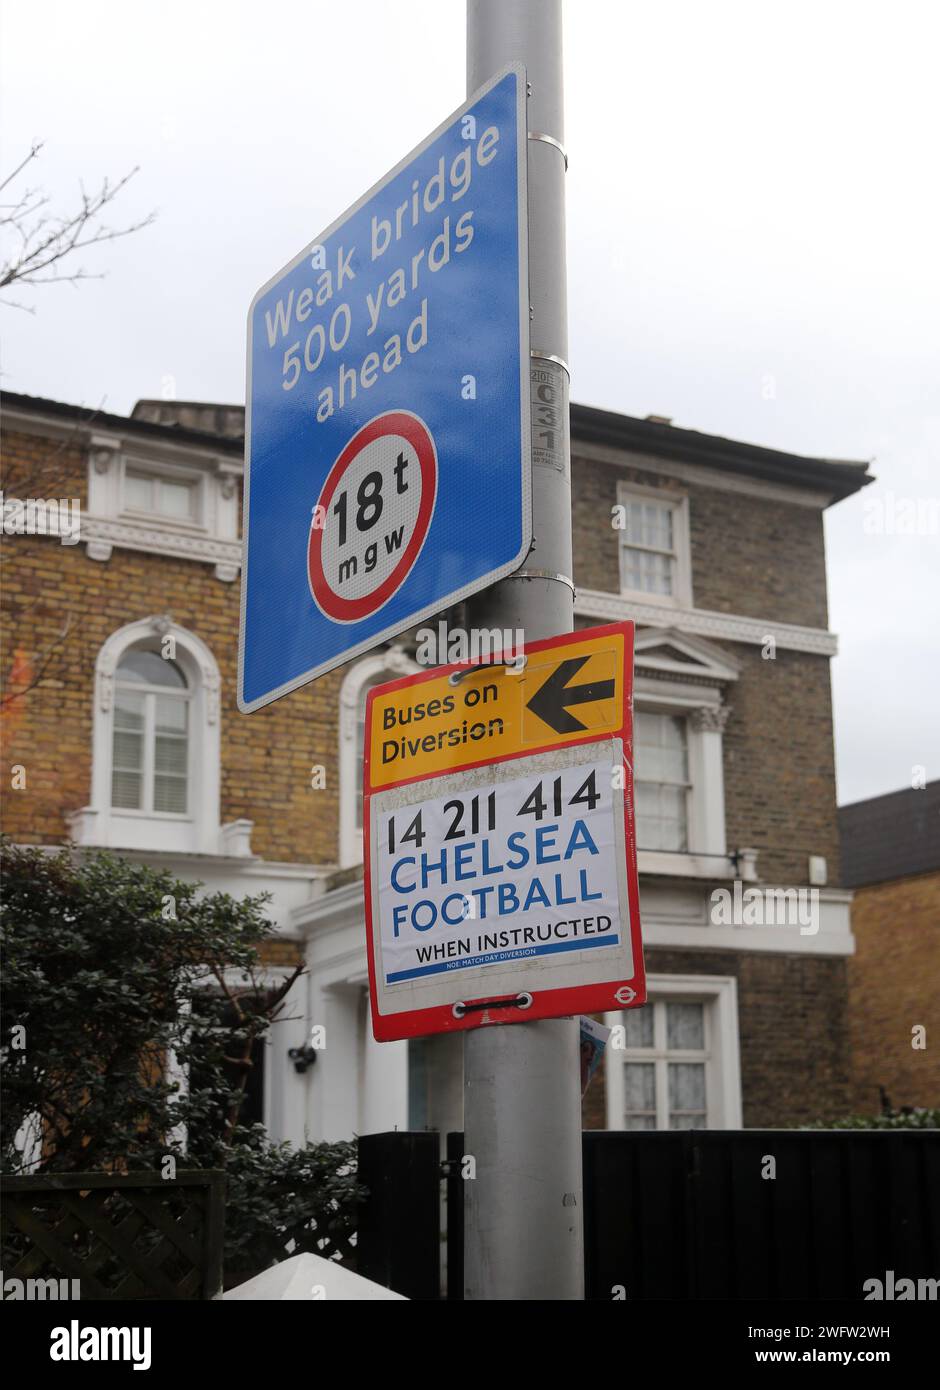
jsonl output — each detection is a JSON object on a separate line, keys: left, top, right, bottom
{"left": 220, "top": 1253, "right": 406, "bottom": 1301}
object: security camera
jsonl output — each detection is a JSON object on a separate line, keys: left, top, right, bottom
{"left": 287, "top": 1044, "right": 318, "bottom": 1074}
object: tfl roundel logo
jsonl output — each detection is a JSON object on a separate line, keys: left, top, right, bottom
{"left": 308, "top": 411, "right": 438, "bottom": 623}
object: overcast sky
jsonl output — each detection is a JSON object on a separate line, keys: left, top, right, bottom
{"left": 2, "top": 0, "right": 937, "bottom": 805}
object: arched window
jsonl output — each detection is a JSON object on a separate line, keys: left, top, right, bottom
{"left": 112, "top": 648, "right": 191, "bottom": 814}
{"left": 338, "top": 649, "right": 419, "bottom": 867}
{"left": 70, "top": 616, "right": 224, "bottom": 855}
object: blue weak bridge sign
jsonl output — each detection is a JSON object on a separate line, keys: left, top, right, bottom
{"left": 238, "top": 65, "right": 530, "bottom": 713}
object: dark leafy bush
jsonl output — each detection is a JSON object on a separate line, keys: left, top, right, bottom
{"left": 223, "top": 1126, "right": 365, "bottom": 1282}
{"left": 1, "top": 841, "right": 280, "bottom": 1172}
{"left": 0, "top": 841, "right": 366, "bottom": 1284}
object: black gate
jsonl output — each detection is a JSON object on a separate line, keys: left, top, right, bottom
{"left": 356, "top": 1131, "right": 441, "bottom": 1301}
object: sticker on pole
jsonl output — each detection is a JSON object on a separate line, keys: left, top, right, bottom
{"left": 363, "top": 621, "right": 646, "bottom": 1041}
{"left": 308, "top": 411, "right": 437, "bottom": 622}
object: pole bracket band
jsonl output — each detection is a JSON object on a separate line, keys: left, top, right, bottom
{"left": 530, "top": 349, "right": 570, "bottom": 375}
{"left": 511, "top": 567, "right": 575, "bottom": 593}
{"left": 527, "top": 131, "right": 569, "bottom": 170}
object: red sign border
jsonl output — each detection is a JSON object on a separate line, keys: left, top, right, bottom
{"left": 363, "top": 620, "right": 646, "bottom": 1041}
{"left": 307, "top": 410, "right": 438, "bottom": 623}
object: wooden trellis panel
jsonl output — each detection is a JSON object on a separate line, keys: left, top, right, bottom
{"left": 1, "top": 1171, "right": 225, "bottom": 1300}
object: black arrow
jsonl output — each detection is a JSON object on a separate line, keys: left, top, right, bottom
{"left": 526, "top": 656, "right": 616, "bottom": 734}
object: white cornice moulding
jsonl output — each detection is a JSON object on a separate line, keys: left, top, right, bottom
{"left": 641, "top": 921, "right": 854, "bottom": 957}
{"left": 59, "top": 831, "right": 329, "bottom": 881}
{"left": 293, "top": 878, "right": 365, "bottom": 934}
{"left": 637, "top": 850, "right": 752, "bottom": 880}
{"left": 573, "top": 439, "right": 834, "bottom": 509}
{"left": 82, "top": 513, "right": 241, "bottom": 575}
{"left": 576, "top": 588, "right": 838, "bottom": 657}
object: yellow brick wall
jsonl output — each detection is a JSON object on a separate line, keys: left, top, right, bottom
{"left": 1, "top": 427, "right": 348, "bottom": 864}
{"left": 258, "top": 938, "right": 305, "bottom": 967}
{"left": 2, "top": 421, "right": 847, "bottom": 892}
{"left": 847, "top": 870, "right": 940, "bottom": 1113}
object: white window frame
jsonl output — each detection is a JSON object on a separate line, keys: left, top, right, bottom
{"left": 633, "top": 707, "right": 692, "bottom": 853}
{"left": 605, "top": 975, "right": 742, "bottom": 1130}
{"left": 338, "top": 650, "right": 419, "bottom": 867}
{"left": 617, "top": 481, "right": 692, "bottom": 609}
{"left": 630, "top": 629, "right": 739, "bottom": 875}
{"left": 111, "top": 659, "right": 192, "bottom": 819}
{"left": 83, "top": 439, "right": 241, "bottom": 582}
{"left": 119, "top": 456, "right": 207, "bottom": 531}
{"left": 634, "top": 705, "right": 732, "bottom": 879}
{"left": 71, "top": 617, "right": 222, "bottom": 855}
{"left": 635, "top": 694, "right": 713, "bottom": 859}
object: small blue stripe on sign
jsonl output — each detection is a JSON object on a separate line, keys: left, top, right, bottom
{"left": 386, "top": 932, "right": 618, "bottom": 984}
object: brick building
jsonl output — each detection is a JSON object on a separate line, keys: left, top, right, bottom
{"left": 839, "top": 781, "right": 940, "bottom": 1115}
{"left": 1, "top": 389, "right": 872, "bottom": 1139}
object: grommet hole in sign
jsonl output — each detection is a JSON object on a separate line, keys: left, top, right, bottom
{"left": 448, "top": 656, "right": 527, "bottom": 686}
{"left": 452, "top": 992, "right": 533, "bottom": 1018}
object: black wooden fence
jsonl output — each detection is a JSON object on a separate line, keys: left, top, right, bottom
{"left": 7, "top": 1134, "right": 936, "bottom": 1300}
{"left": 357, "top": 1129, "right": 940, "bottom": 1300}
{"left": 580, "top": 1130, "right": 940, "bottom": 1300}
{"left": 1, "top": 1171, "right": 225, "bottom": 1300}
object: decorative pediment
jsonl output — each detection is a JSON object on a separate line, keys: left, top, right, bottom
{"left": 634, "top": 627, "right": 740, "bottom": 683}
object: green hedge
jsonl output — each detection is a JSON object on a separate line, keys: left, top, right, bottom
{"left": 806, "top": 1108, "right": 939, "bottom": 1130}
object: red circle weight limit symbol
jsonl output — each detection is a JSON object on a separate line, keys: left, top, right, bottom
{"left": 308, "top": 411, "right": 438, "bottom": 623}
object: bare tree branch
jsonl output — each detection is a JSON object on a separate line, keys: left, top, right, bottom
{"left": 0, "top": 143, "right": 156, "bottom": 300}
{"left": 0, "top": 141, "right": 44, "bottom": 195}
{"left": 206, "top": 961, "right": 306, "bottom": 1143}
